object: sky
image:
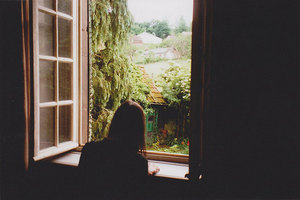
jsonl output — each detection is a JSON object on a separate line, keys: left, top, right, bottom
{"left": 127, "top": 0, "right": 193, "bottom": 27}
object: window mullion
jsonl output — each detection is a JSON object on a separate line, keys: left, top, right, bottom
{"left": 33, "top": 0, "right": 80, "bottom": 161}
{"left": 40, "top": 102, "right": 59, "bottom": 107}
{"left": 38, "top": 6, "right": 56, "bottom": 16}
{"left": 55, "top": 0, "right": 59, "bottom": 147}
{"left": 72, "top": 0, "right": 77, "bottom": 143}
{"left": 34, "top": 0, "right": 40, "bottom": 155}
{"left": 57, "top": 12, "right": 73, "bottom": 21}
{"left": 39, "top": 55, "right": 57, "bottom": 61}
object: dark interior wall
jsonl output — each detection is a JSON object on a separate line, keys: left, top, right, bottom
{"left": 1, "top": 1, "right": 28, "bottom": 200}
{"left": 204, "top": 0, "right": 299, "bottom": 198}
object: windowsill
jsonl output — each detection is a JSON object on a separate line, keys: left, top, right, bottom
{"left": 75, "top": 146, "right": 189, "bottom": 164}
{"left": 49, "top": 151, "right": 189, "bottom": 180}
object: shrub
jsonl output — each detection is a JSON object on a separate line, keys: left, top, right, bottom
{"left": 160, "top": 34, "right": 191, "bottom": 59}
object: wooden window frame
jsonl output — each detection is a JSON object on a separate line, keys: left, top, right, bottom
{"left": 139, "top": 0, "right": 212, "bottom": 174}
{"left": 32, "top": 0, "right": 88, "bottom": 161}
{"left": 145, "top": 151, "right": 189, "bottom": 163}
{"left": 29, "top": 0, "right": 209, "bottom": 182}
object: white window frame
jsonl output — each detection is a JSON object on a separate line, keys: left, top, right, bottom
{"left": 33, "top": 0, "right": 81, "bottom": 161}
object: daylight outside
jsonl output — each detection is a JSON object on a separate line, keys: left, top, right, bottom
{"left": 90, "top": 0, "right": 193, "bottom": 155}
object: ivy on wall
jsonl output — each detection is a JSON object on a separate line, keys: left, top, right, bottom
{"left": 90, "top": 0, "right": 150, "bottom": 141}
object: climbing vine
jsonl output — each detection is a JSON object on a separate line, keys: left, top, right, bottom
{"left": 90, "top": 0, "right": 150, "bottom": 141}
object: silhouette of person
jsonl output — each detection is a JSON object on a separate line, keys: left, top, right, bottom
{"left": 78, "top": 100, "right": 151, "bottom": 200}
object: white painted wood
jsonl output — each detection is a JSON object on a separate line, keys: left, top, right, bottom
{"left": 39, "top": 55, "right": 57, "bottom": 61}
{"left": 58, "top": 57, "right": 74, "bottom": 62}
{"left": 33, "top": 0, "right": 80, "bottom": 160}
{"left": 78, "top": 0, "right": 83, "bottom": 145}
{"left": 57, "top": 12, "right": 73, "bottom": 20}
{"left": 33, "top": 142, "right": 78, "bottom": 161}
{"left": 33, "top": 0, "right": 39, "bottom": 157}
{"left": 58, "top": 100, "right": 74, "bottom": 106}
{"left": 149, "top": 160, "right": 188, "bottom": 180}
{"left": 55, "top": 0, "right": 59, "bottom": 147}
{"left": 72, "top": 0, "right": 78, "bottom": 144}
{"left": 49, "top": 151, "right": 189, "bottom": 180}
{"left": 39, "top": 101, "right": 58, "bottom": 107}
{"left": 38, "top": 6, "right": 57, "bottom": 16}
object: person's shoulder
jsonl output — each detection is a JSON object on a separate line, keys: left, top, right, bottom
{"left": 82, "top": 141, "right": 97, "bottom": 151}
{"left": 136, "top": 154, "right": 148, "bottom": 165}
{"left": 80, "top": 139, "right": 113, "bottom": 164}
{"left": 82, "top": 139, "right": 110, "bottom": 153}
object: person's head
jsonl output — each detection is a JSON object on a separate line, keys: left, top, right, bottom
{"left": 108, "top": 100, "right": 146, "bottom": 153}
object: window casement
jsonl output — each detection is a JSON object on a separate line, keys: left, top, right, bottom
{"left": 33, "top": 0, "right": 81, "bottom": 161}
{"left": 29, "top": 0, "right": 207, "bottom": 181}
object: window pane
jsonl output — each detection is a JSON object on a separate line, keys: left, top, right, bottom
{"left": 40, "top": 60, "right": 55, "bottom": 102}
{"left": 38, "top": 0, "right": 55, "bottom": 10}
{"left": 58, "top": 18, "right": 72, "bottom": 58}
{"left": 123, "top": 0, "right": 192, "bottom": 155}
{"left": 40, "top": 107, "right": 55, "bottom": 150}
{"left": 39, "top": 12, "right": 55, "bottom": 56}
{"left": 59, "top": 105, "right": 72, "bottom": 143}
{"left": 58, "top": 0, "right": 72, "bottom": 16}
{"left": 59, "top": 62, "right": 72, "bottom": 100}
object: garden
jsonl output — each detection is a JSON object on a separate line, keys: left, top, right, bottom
{"left": 89, "top": 0, "right": 191, "bottom": 155}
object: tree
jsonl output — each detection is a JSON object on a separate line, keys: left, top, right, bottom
{"left": 131, "top": 23, "right": 145, "bottom": 35}
{"left": 90, "top": 0, "right": 150, "bottom": 141}
{"left": 151, "top": 20, "right": 171, "bottom": 39}
{"left": 132, "top": 20, "right": 171, "bottom": 39}
{"left": 140, "top": 22, "right": 152, "bottom": 33}
{"left": 174, "top": 16, "right": 189, "bottom": 34}
{"left": 130, "top": 22, "right": 151, "bottom": 35}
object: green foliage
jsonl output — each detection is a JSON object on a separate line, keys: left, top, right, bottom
{"left": 160, "top": 34, "right": 191, "bottom": 59}
{"left": 155, "top": 60, "right": 191, "bottom": 138}
{"left": 130, "top": 23, "right": 145, "bottom": 35}
{"left": 131, "top": 22, "right": 150, "bottom": 35}
{"left": 128, "top": 64, "right": 151, "bottom": 107}
{"left": 155, "top": 60, "right": 191, "bottom": 108}
{"left": 139, "top": 52, "right": 167, "bottom": 65}
{"left": 90, "top": 0, "right": 133, "bottom": 55}
{"left": 131, "top": 20, "right": 171, "bottom": 39}
{"left": 174, "top": 16, "right": 190, "bottom": 34}
{"left": 90, "top": 0, "right": 150, "bottom": 141}
{"left": 147, "top": 137, "right": 189, "bottom": 154}
{"left": 150, "top": 20, "right": 171, "bottom": 39}
{"left": 90, "top": 51, "right": 133, "bottom": 141}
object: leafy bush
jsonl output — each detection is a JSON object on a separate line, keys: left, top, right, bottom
{"left": 155, "top": 60, "right": 191, "bottom": 108}
{"left": 155, "top": 60, "right": 191, "bottom": 138}
{"left": 143, "top": 53, "right": 167, "bottom": 64}
{"left": 147, "top": 136, "right": 189, "bottom": 154}
{"left": 160, "top": 34, "right": 191, "bottom": 59}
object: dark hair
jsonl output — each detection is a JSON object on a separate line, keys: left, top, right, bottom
{"left": 108, "top": 100, "right": 146, "bottom": 154}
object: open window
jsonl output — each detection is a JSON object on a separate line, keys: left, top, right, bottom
{"left": 88, "top": 0, "right": 194, "bottom": 164}
{"left": 33, "top": 0, "right": 88, "bottom": 161}
{"left": 31, "top": 0, "right": 209, "bottom": 181}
